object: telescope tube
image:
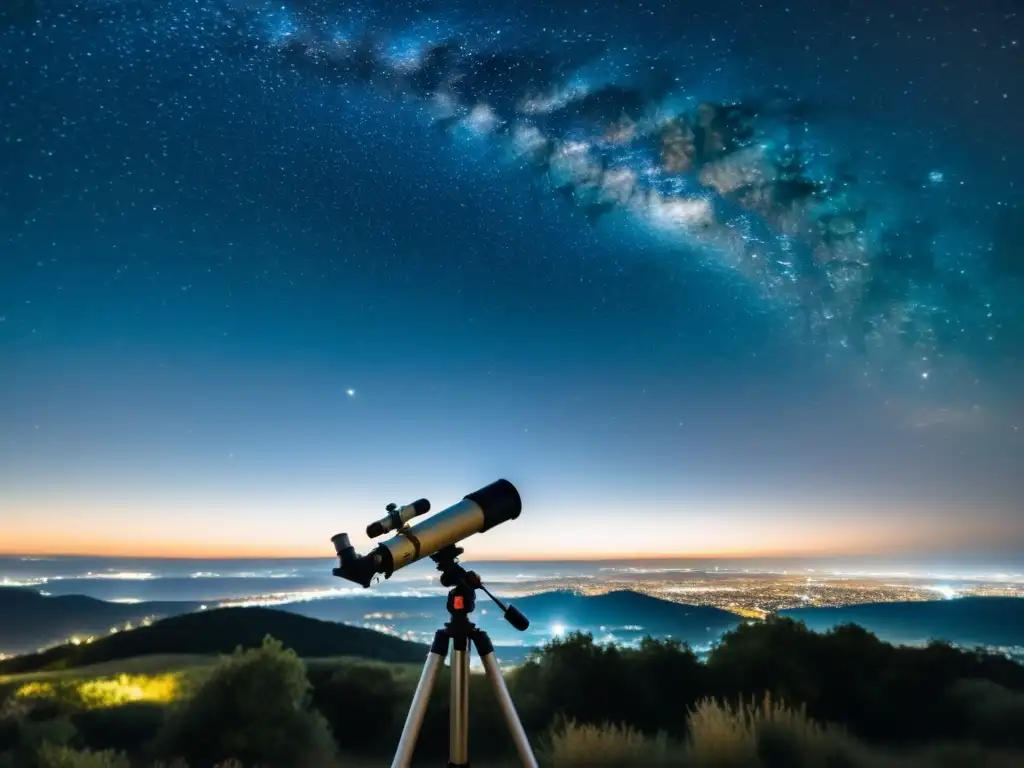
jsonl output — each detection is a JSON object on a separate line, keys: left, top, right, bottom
{"left": 375, "top": 479, "right": 521, "bottom": 577}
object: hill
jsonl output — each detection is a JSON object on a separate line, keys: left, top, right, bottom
{"left": 0, "top": 587, "right": 741, "bottom": 672}
{"left": 0, "top": 587, "right": 199, "bottom": 655}
{"left": 0, "top": 606, "right": 427, "bottom": 675}
{"left": 512, "top": 589, "right": 741, "bottom": 635}
{"left": 782, "top": 596, "right": 1024, "bottom": 650}
{"left": 278, "top": 589, "right": 743, "bottom": 648}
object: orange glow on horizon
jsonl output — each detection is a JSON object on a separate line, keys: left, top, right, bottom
{"left": 2, "top": 492, "right": 1011, "bottom": 562}
{"left": 0, "top": 537, "right": 984, "bottom": 562}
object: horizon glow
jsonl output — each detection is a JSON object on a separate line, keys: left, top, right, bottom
{"left": 0, "top": 491, "right": 1017, "bottom": 561}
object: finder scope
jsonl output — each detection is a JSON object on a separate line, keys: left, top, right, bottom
{"left": 366, "top": 498, "right": 430, "bottom": 539}
{"left": 331, "top": 479, "right": 522, "bottom": 588}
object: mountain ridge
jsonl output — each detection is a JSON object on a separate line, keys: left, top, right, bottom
{"left": 273, "top": 588, "right": 744, "bottom": 647}
{"left": 781, "top": 596, "right": 1024, "bottom": 649}
{"left": 0, "top": 606, "right": 427, "bottom": 675}
{"left": 0, "top": 587, "right": 200, "bottom": 655}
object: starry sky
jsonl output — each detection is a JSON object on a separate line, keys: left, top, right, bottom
{"left": 1, "top": 0, "right": 1022, "bottom": 561}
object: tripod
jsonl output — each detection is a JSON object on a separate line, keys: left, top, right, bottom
{"left": 392, "top": 545, "right": 539, "bottom": 768}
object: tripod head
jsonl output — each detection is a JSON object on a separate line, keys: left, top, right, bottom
{"left": 431, "top": 544, "right": 530, "bottom": 632}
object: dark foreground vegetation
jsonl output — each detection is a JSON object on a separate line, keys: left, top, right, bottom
{"left": 2, "top": 617, "right": 1024, "bottom": 766}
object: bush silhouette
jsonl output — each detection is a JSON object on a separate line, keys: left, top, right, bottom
{"left": 311, "top": 662, "right": 399, "bottom": 750}
{"left": 0, "top": 714, "right": 78, "bottom": 768}
{"left": 151, "top": 636, "right": 336, "bottom": 768}
{"left": 71, "top": 703, "right": 164, "bottom": 753}
{"left": 510, "top": 631, "right": 704, "bottom": 738}
{"left": 626, "top": 636, "right": 707, "bottom": 734}
{"left": 504, "top": 619, "right": 1024, "bottom": 758}
{"left": 946, "top": 678, "right": 1024, "bottom": 748}
{"left": 707, "top": 617, "right": 1024, "bottom": 746}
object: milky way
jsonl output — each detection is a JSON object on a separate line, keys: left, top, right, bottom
{"left": 3, "top": 0, "right": 1021, "bottom": 395}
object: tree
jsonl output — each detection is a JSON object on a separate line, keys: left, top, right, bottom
{"left": 152, "top": 636, "right": 336, "bottom": 768}
{"left": 510, "top": 632, "right": 703, "bottom": 738}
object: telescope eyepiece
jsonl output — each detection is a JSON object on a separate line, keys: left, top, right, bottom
{"left": 331, "top": 533, "right": 359, "bottom": 569}
{"left": 332, "top": 533, "right": 381, "bottom": 588}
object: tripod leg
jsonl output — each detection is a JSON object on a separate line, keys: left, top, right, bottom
{"left": 392, "top": 630, "right": 448, "bottom": 768}
{"left": 473, "top": 630, "right": 539, "bottom": 768}
{"left": 449, "top": 634, "right": 471, "bottom": 767}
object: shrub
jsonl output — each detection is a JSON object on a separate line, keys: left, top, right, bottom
{"left": 946, "top": 679, "right": 1024, "bottom": 748}
{"left": 911, "top": 741, "right": 1024, "bottom": 768}
{"left": 72, "top": 702, "right": 165, "bottom": 753}
{"left": 0, "top": 685, "right": 16, "bottom": 713}
{"left": 628, "top": 636, "right": 706, "bottom": 734}
{"left": 0, "top": 712, "right": 19, "bottom": 754}
{"left": 312, "top": 662, "right": 399, "bottom": 750}
{"left": 707, "top": 617, "right": 1024, "bottom": 746}
{"left": 151, "top": 636, "right": 336, "bottom": 768}
{"left": 0, "top": 715, "right": 78, "bottom": 768}
{"left": 509, "top": 632, "right": 702, "bottom": 738}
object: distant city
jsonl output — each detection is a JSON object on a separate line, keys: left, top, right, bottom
{"left": 555, "top": 570, "right": 1024, "bottom": 618}
{"left": 212, "top": 568, "right": 1024, "bottom": 617}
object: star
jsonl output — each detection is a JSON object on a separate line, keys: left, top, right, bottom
{"left": 346, "top": 388, "right": 356, "bottom": 397}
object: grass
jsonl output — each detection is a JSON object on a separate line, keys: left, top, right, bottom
{"left": 693, "top": 695, "right": 886, "bottom": 767}
{"left": 1, "top": 654, "right": 425, "bottom": 717}
{"left": 541, "top": 719, "right": 681, "bottom": 766}
{"left": 0, "top": 655, "right": 215, "bottom": 685}
{"left": 2, "top": 654, "right": 422, "bottom": 686}
{"left": 540, "top": 696, "right": 1024, "bottom": 768}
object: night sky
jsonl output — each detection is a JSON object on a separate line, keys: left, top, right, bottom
{"left": 1, "top": 0, "right": 1022, "bottom": 560}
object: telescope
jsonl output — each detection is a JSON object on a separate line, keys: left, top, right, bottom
{"left": 331, "top": 479, "right": 523, "bottom": 589}
{"left": 330, "top": 479, "right": 538, "bottom": 768}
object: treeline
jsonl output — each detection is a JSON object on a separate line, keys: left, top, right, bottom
{"left": 511, "top": 618, "right": 1024, "bottom": 746}
{"left": 1, "top": 617, "right": 1024, "bottom": 766}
